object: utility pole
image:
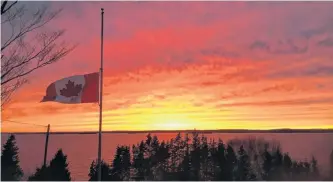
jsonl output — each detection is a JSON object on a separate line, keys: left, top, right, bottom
{"left": 43, "top": 124, "right": 50, "bottom": 167}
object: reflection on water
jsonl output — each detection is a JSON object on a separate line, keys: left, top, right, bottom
{"left": 1, "top": 133, "right": 333, "bottom": 180}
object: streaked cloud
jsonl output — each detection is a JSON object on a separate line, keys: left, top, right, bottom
{"left": 2, "top": 1, "right": 333, "bottom": 132}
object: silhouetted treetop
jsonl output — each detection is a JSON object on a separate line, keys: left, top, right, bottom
{"left": 1, "top": 134, "right": 23, "bottom": 181}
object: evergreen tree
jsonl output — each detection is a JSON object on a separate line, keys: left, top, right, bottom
{"left": 173, "top": 133, "right": 190, "bottom": 181}
{"left": 110, "top": 146, "right": 131, "bottom": 181}
{"left": 48, "top": 149, "right": 71, "bottom": 181}
{"left": 209, "top": 139, "right": 218, "bottom": 180}
{"left": 82, "top": 133, "right": 329, "bottom": 181}
{"left": 215, "top": 139, "right": 228, "bottom": 180}
{"left": 88, "top": 161, "right": 96, "bottom": 181}
{"left": 88, "top": 160, "right": 111, "bottom": 181}
{"left": 290, "top": 160, "right": 314, "bottom": 181}
{"left": 110, "top": 147, "right": 122, "bottom": 181}
{"left": 28, "top": 166, "right": 49, "bottom": 181}
{"left": 200, "top": 135, "right": 210, "bottom": 180}
{"left": 132, "top": 141, "right": 146, "bottom": 180}
{"left": 273, "top": 147, "right": 283, "bottom": 167}
{"left": 303, "top": 161, "right": 311, "bottom": 178}
{"left": 310, "top": 156, "right": 319, "bottom": 180}
{"left": 262, "top": 148, "right": 272, "bottom": 180}
{"left": 225, "top": 144, "right": 237, "bottom": 180}
{"left": 169, "top": 133, "right": 183, "bottom": 173}
{"left": 164, "top": 133, "right": 183, "bottom": 180}
{"left": 179, "top": 146, "right": 191, "bottom": 181}
{"left": 150, "top": 135, "right": 160, "bottom": 167}
{"left": 28, "top": 149, "right": 71, "bottom": 181}
{"left": 121, "top": 146, "right": 131, "bottom": 180}
{"left": 155, "top": 141, "right": 170, "bottom": 180}
{"left": 190, "top": 132, "right": 201, "bottom": 180}
{"left": 145, "top": 134, "right": 158, "bottom": 180}
{"left": 1, "top": 134, "right": 23, "bottom": 181}
{"left": 235, "top": 145, "right": 254, "bottom": 181}
{"left": 330, "top": 150, "right": 333, "bottom": 180}
{"left": 291, "top": 161, "right": 301, "bottom": 180}
{"left": 270, "top": 147, "right": 284, "bottom": 180}
{"left": 282, "top": 153, "right": 292, "bottom": 179}
{"left": 141, "top": 134, "right": 167, "bottom": 180}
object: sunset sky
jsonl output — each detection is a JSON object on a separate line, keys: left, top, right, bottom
{"left": 1, "top": 1, "right": 333, "bottom": 132}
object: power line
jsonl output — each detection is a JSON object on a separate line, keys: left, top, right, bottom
{"left": 1, "top": 120, "right": 47, "bottom": 128}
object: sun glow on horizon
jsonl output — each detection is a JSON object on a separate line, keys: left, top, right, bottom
{"left": 151, "top": 113, "right": 194, "bottom": 130}
{"left": 2, "top": 2, "right": 333, "bottom": 133}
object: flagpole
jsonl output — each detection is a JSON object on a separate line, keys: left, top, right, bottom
{"left": 98, "top": 8, "right": 104, "bottom": 181}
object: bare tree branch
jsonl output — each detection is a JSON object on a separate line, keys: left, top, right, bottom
{"left": 1, "top": 30, "right": 67, "bottom": 82}
{"left": 1, "top": 2, "right": 76, "bottom": 108}
{"left": 1, "top": 78, "right": 26, "bottom": 108}
{"left": 1, "top": 6, "right": 62, "bottom": 52}
{"left": 1, "top": 0, "right": 18, "bottom": 15}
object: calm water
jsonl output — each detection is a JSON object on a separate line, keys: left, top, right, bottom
{"left": 1, "top": 133, "right": 333, "bottom": 180}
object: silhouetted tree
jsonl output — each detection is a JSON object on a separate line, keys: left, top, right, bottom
{"left": 190, "top": 132, "right": 201, "bottom": 180}
{"left": 144, "top": 134, "right": 161, "bottom": 180}
{"left": 88, "top": 160, "right": 111, "bottom": 181}
{"left": 28, "top": 149, "right": 70, "bottom": 181}
{"left": 274, "top": 147, "right": 284, "bottom": 179}
{"left": 88, "top": 161, "right": 97, "bottom": 181}
{"left": 178, "top": 136, "right": 191, "bottom": 181}
{"left": 110, "top": 147, "right": 123, "bottom": 181}
{"left": 262, "top": 147, "right": 273, "bottom": 180}
{"left": 303, "top": 161, "right": 311, "bottom": 178}
{"left": 48, "top": 149, "right": 71, "bottom": 181}
{"left": 121, "top": 146, "right": 131, "bottom": 180}
{"left": 200, "top": 135, "right": 212, "bottom": 180}
{"left": 310, "top": 156, "right": 319, "bottom": 180}
{"left": 28, "top": 166, "right": 49, "bottom": 181}
{"left": 110, "top": 146, "right": 131, "bottom": 181}
{"left": 132, "top": 141, "right": 146, "bottom": 180}
{"left": 263, "top": 146, "right": 284, "bottom": 180}
{"left": 149, "top": 135, "right": 160, "bottom": 168}
{"left": 208, "top": 139, "right": 218, "bottom": 180}
{"left": 289, "top": 160, "right": 314, "bottom": 181}
{"left": 168, "top": 133, "right": 182, "bottom": 173}
{"left": 225, "top": 144, "right": 237, "bottom": 180}
{"left": 131, "top": 134, "right": 171, "bottom": 180}
{"left": 143, "top": 134, "right": 154, "bottom": 180}
{"left": 235, "top": 145, "right": 255, "bottom": 181}
{"left": 85, "top": 132, "right": 330, "bottom": 181}
{"left": 330, "top": 150, "right": 333, "bottom": 180}
{"left": 291, "top": 161, "right": 301, "bottom": 180}
{"left": 155, "top": 140, "right": 170, "bottom": 180}
{"left": 212, "top": 139, "right": 228, "bottom": 180}
{"left": 164, "top": 133, "right": 185, "bottom": 180}
{"left": 1, "top": 134, "right": 23, "bottom": 181}
{"left": 282, "top": 153, "right": 292, "bottom": 179}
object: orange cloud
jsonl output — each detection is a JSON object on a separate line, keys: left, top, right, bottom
{"left": 2, "top": 1, "right": 333, "bottom": 132}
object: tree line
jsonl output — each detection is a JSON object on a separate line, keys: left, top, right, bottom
{"left": 2, "top": 133, "right": 333, "bottom": 181}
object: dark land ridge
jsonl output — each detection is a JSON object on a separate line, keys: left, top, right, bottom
{"left": 3, "top": 128, "right": 333, "bottom": 135}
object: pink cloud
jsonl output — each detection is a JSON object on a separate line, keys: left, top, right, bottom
{"left": 3, "top": 1, "right": 333, "bottom": 131}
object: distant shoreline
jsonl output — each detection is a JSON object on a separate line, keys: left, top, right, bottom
{"left": 2, "top": 129, "right": 333, "bottom": 135}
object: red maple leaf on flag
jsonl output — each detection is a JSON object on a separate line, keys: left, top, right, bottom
{"left": 60, "top": 80, "right": 83, "bottom": 97}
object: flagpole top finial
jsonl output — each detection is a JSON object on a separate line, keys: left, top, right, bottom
{"left": 101, "top": 8, "right": 104, "bottom": 12}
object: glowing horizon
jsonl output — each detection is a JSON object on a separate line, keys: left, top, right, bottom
{"left": 1, "top": 1, "right": 333, "bottom": 132}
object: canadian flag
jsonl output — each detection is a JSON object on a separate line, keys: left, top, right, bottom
{"left": 41, "top": 72, "right": 99, "bottom": 104}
